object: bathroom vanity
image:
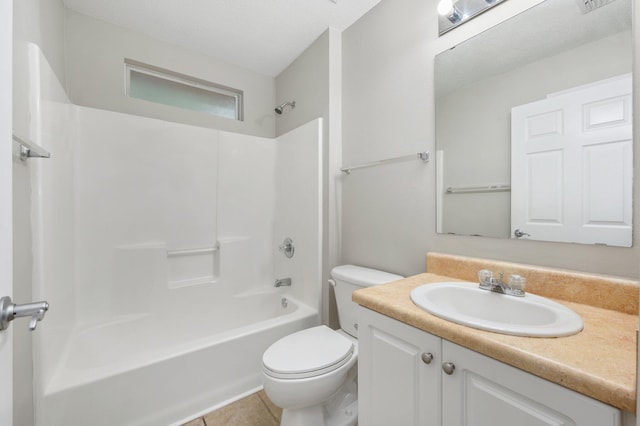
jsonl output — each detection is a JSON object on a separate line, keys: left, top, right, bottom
{"left": 354, "top": 253, "right": 637, "bottom": 425}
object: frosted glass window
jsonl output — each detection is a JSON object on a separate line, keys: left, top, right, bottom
{"left": 125, "top": 60, "right": 243, "bottom": 121}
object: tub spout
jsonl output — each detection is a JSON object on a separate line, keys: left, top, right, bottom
{"left": 274, "top": 278, "right": 292, "bottom": 288}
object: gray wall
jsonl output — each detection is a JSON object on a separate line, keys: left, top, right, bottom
{"left": 64, "top": 9, "right": 276, "bottom": 138}
{"left": 342, "top": 0, "right": 640, "bottom": 279}
{"left": 276, "top": 30, "right": 330, "bottom": 138}
{"left": 13, "top": 0, "right": 66, "bottom": 87}
{"left": 275, "top": 28, "right": 343, "bottom": 327}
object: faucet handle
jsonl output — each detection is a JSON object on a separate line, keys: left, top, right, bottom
{"left": 508, "top": 274, "right": 526, "bottom": 296}
{"left": 478, "top": 269, "right": 493, "bottom": 285}
{"left": 278, "top": 238, "right": 295, "bottom": 258}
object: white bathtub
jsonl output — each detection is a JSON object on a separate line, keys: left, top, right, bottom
{"left": 40, "top": 292, "right": 319, "bottom": 426}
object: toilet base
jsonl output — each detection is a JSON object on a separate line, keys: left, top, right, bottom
{"left": 279, "top": 375, "right": 358, "bottom": 426}
{"left": 281, "top": 405, "right": 324, "bottom": 426}
{"left": 280, "top": 399, "right": 357, "bottom": 426}
{"left": 326, "top": 399, "right": 357, "bottom": 426}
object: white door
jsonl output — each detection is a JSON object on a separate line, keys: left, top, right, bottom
{"left": 511, "top": 75, "right": 632, "bottom": 246}
{"left": 0, "top": 0, "right": 14, "bottom": 423}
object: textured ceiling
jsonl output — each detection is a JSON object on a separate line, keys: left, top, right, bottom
{"left": 62, "top": 0, "right": 381, "bottom": 77}
{"left": 435, "top": 0, "right": 631, "bottom": 97}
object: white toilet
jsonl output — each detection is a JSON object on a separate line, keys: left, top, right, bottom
{"left": 262, "top": 265, "right": 403, "bottom": 426}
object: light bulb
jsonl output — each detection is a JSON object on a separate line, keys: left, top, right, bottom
{"left": 437, "top": 0, "right": 454, "bottom": 15}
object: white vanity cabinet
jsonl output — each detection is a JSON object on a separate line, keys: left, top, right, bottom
{"left": 357, "top": 306, "right": 442, "bottom": 426}
{"left": 357, "top": 306, "right": 622, "bottom": 426}
{"left": 442, "top": 340, "right": 621, "bottom": 426}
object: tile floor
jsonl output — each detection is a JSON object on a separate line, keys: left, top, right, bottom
{"left": 182, "top": 390, "right": 282, "bottom": 426}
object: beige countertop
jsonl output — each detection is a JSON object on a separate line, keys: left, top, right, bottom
{"left": 353, "top": 272, "right": 638, "bottom": 413}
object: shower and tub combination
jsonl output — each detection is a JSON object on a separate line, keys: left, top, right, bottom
{"left": 20, "top": 45, "right": 323, "bottom": 426}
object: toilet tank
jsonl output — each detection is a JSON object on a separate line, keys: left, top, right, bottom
{"left": 331, "top": 265, "right": 403, "bottom": 338}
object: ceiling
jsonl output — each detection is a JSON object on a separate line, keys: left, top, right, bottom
{"left": 62, "top": 0, "right": 382, "bottom": 77}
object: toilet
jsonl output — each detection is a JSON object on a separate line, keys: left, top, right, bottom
{"left": 262, "top": 265, "right": 403, "bottom": 426}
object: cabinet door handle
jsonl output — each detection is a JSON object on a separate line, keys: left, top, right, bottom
{"left": 421, "top": 352, "right": 434, "bottom": 364}
{"left": 442, "top": 362, "right": 456, "bottom": 375}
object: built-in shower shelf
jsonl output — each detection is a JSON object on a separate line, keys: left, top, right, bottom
{"left": 166, "top": 243, "right": 220, "bottom": 257}
{"left": 167, "top": 243, "right": 219, "bottom": 289}
{"left": 168, "top": 276, "right": 218, "bottom": 289}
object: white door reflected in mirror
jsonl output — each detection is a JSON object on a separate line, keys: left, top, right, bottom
{"left": 511, "top": 74, "right": 632, "bottom": 247}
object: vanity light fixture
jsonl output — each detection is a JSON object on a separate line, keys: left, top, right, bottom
{"left": 438, "top": 0, "right": 509, "bottom": 36}
{"left": 438, "top": 0, "right": 463, "bottom": 23}
{"left": 577, "top": 0, "right": 618, "bottom": 14}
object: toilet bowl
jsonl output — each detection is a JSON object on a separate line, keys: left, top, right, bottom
{"left": 262, "top": 265, "right": 403, "bottom": 426}
{"left": 263, "top": 326, "right": 358, "bottom": 426}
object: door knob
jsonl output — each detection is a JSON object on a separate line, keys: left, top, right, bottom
{"left": 421, "top": 352, "right": 434, "bottom": 364}
{"left": 0, "top": 296, "right": 49, "bottom": 331}
{"left": 514, "top": 229, "right": 531, "bottom": 238}
{"left": 442, "top": 361, "right": 456, "bottom": 375}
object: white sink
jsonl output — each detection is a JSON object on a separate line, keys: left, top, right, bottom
{"left": 410, "top": 282, "right": 583, "bottom": 337}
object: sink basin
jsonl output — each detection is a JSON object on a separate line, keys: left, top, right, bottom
{"left": 410, "top": 282, "right": 583, "bottom": 337}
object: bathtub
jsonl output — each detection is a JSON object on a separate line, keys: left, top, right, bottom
{"left": 39, "top": 292, "right": 319, "bottom": 426}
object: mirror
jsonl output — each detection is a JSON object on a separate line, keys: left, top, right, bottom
{"left": 435, "top": 0, "right": 633, "bottom": 246}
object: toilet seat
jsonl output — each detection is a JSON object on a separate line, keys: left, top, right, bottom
{"left": 263, "top": 325, "right": 354, "bottom": 380}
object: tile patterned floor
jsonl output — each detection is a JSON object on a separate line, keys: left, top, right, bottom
{"left": 182, "top": 391, "right": 282, "bottom": 426}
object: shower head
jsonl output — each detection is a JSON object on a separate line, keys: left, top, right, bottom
{"left": 275, "top": 101, "right": 296, "bottom": 115}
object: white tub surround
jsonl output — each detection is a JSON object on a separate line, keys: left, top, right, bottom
{"left": 23, "top": 44, "right": 324, "bottom": 426}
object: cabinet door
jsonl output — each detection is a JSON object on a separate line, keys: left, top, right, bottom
{"left": 442, "top": 341, "right": 621, "bottom": 426}
{"left": 358, "top": 307, "right": 441, "bottom": 426}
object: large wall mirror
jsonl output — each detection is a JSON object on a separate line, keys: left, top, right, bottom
{"left": 435, "top": 0, "right": 633, "bottom": 247}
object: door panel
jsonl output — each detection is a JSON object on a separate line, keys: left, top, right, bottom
{"left": 583, "top": 141, "right": 629, "bottom": 224}
{"left": 527, "top": 150, "right": 564, "bottom": 224}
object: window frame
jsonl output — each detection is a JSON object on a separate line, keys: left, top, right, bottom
{"left": 124, "top": 58, "right": 244, "bottom": 121}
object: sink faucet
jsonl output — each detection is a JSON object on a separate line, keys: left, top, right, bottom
{"left": 274, "top": 277, "right": 292, "bottom": 288}
{"left": 487, "top": 272, "right": 508, "bottom": 293}
{"left": 478, "top": 270, "right": 525, "bottom": 297}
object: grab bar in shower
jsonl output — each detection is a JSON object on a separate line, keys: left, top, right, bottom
{"left": 166, "top": 243, "right": 220, "bottom": 257}
{"left": 12, "top": 133, "right": 51, "bottom": 161}
{"left": 445, "top": 184, "right": 511, "bottom": 194}
{"left": 340, "top": 151, "right": 430, "bottom": 175}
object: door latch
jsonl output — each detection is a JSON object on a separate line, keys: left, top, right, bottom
{"left": 0, "top": 296, "right": 49, "bottom": 331}
{"left": 514, "top": 229, "right": 531, "bottom": 238}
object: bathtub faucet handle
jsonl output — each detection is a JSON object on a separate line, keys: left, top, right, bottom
{"left": 278, "top": 238, "right": 295, "bottom": 258}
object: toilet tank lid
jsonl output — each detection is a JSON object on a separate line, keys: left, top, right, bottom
{"left": 331, "top": 265, "right": 403, "bottom": 287}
